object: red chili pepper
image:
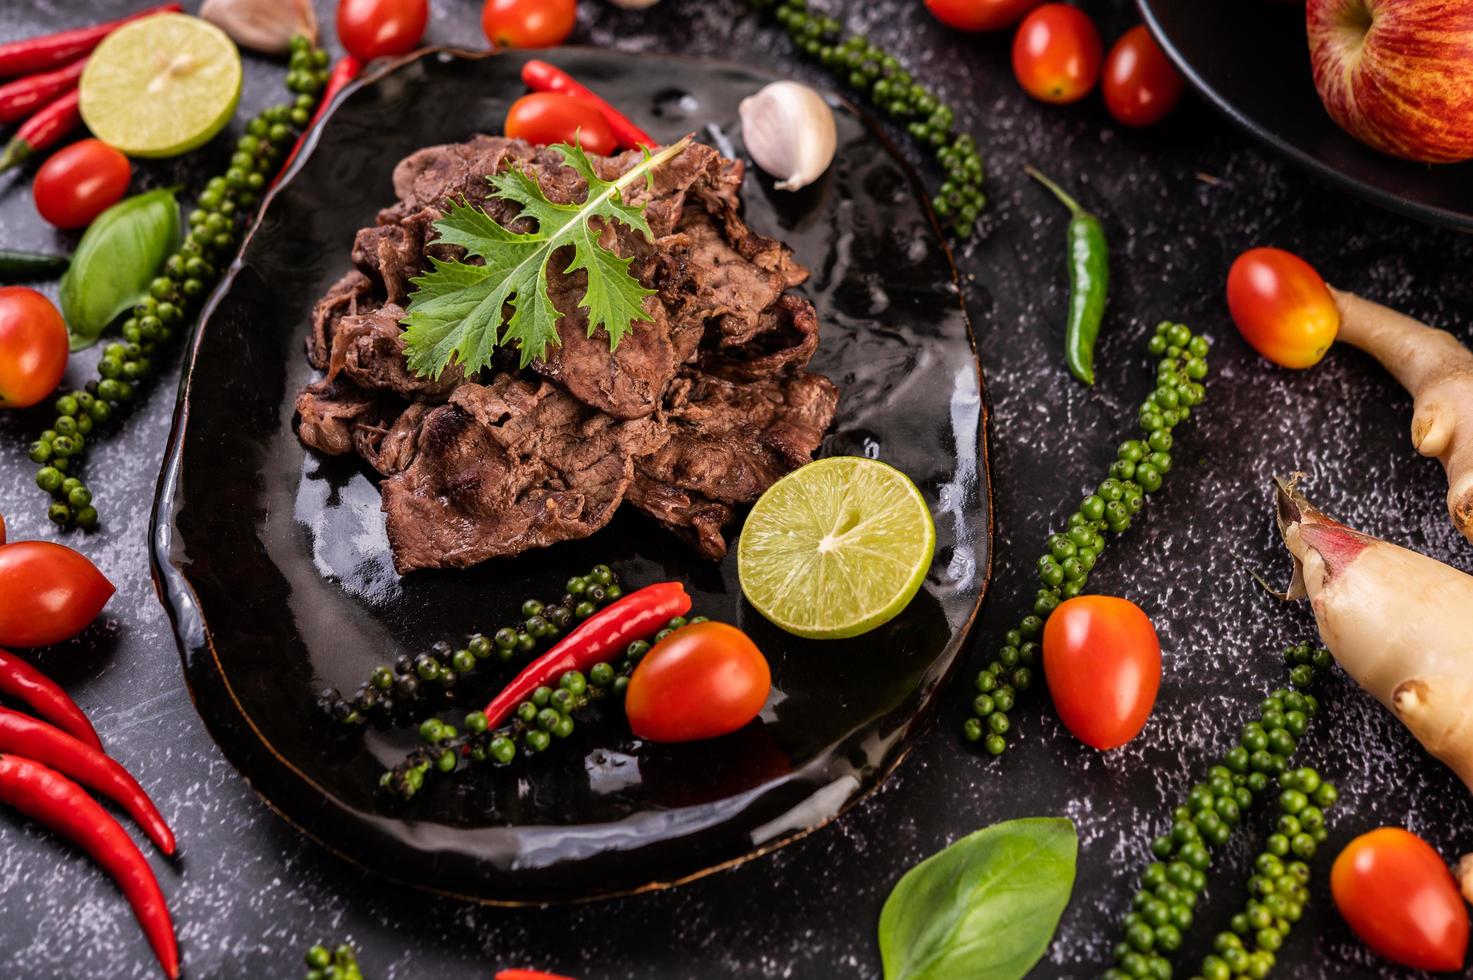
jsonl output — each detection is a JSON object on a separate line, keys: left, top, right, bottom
{"left": 0, "top": 88, "right": 81, "bottom": 173}
{"left": 0, "top": 57, "right": 85, "bottom": 125}
{"left": 483, "top": 582, "right": 691, "bottom": 728}
{"left": 496, "top": 971, "right": 578, "bottom": 980}
{"left": 275, "top": 54, "right": 363, "bottom": 188}
{"left": 0, "top": 754, "right": 178, "bottom": 977}
{"left": 521, "top": 59, "right": 656, "bottom": 150}
{"left": 0, "top": 4, "right": 182, "bottom": 79}
{"left": 0, "top": 647, "right": 102, "bottom": 751}
{"left": 0, "top": 707, "right": 174, "bottom": 854}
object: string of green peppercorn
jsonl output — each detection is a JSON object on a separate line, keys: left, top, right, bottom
{"left": 28, "top": 35, "right": 332, "bottom": 529}
{"left": 383, "top": 612, "right": 708, "bottom": 800}
{"left": 1103, "top": 642, "right": 1338, "bottom": 980}
{"left": 316, "top": 564, "right": 625, "bottom": 725}
{"left": 747, "top": 0, "right": 985, "bottom": 236}
{"left": 964, "top": 321, "right": 1211, "bottom": 753}
{"left": 303, "top": 942, "right": 364, "bottom": 980}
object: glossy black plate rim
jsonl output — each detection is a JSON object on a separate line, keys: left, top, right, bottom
{"left": 1137, "top": 0, "right": 1473, "bottom": 232}
{"left": 148, "top": 45, "right": 994, "bottom": 905}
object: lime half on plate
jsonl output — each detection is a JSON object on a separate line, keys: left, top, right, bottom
{"left": 80, "top": 14, "right": 242, "bottom": 158}
{"left": 737, "top": 456, "right": 936, "bottom": 639}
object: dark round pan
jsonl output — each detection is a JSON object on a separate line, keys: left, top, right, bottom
{"left": 150, "top": 46, "right": 990, "bottom": 904}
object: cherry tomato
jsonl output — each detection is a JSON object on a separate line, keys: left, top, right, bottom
{"left": 31, "top": 138, "right": 131, "bottom": 230}
{"left": 925, "top": 0, "right": 1044, "bottom": 32}
{"left": 1332, "top": 828, "right": 1469, "bottom": 972}
{"left": 1226, "top": 247, "right": 1340, "bottom": 369}
{"left": 0, "top": 541, "right": 115, "bottom": 648}
{"left": 504, "top": 93, "right": 616, "bottom": 156}
{"left": 1012, "top": 4, "right": 1103, "bottom": 105}
{"left": 625, "top": 622, "right": 770, "bottom": 743}
{"left": 1042, "top": 595, "right": 1160, "bottom": 750}
{"left": 483, "top": 0, "right": 576, "bottom": 49}
{"left": 0, "top": 287, "right": 68, "bottom": 410}
{"left": 336, "top": 0, "right": 428, "bottom": 62}
{"left": 1102, "top": 25, "right": 1184, "bottom": 127}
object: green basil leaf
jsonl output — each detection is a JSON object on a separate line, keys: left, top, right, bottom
{"left": 60, "top": 188, "right": 180, "bottom": 351}
{"left": 879, "top": 816, "right": 1078, "bottom": 980}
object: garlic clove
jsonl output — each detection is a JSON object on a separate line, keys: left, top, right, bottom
{"left": 201, "top": 0, "right": 318, "bottom": 54}
{"left": 739, "top": 80, "right": 837, "bottom": 192}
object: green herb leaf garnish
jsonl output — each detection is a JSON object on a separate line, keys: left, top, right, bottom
{"left": 401, "top": 136, "right": 692, "bottom": 378}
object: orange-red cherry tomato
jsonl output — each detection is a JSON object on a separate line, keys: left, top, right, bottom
{"left": 504, "top": 93, "right": 616, "bottom": 156}
{"left": 0, "top": 287, "right": 68, "bottom": 410}
{"left": 483, "top": 0, "right": 576, "bottom": 49}
{"left": 32, "top": 138, "right": 131, "bottom": 229}
{"left": 336, "top": 0, "right": 428, "bottom": 62}
{"left": 924, "top": 0, "right": 1044, "bottom": 32}
{"left": 1226, "top": 247, "right": 1340, "bottom": 369}
{"left": 1042, "top": 595, "right": 1161, "bottom": 750}
{"left": 1332, "top": 828, "right": 1469, "bottom": 972}
{"left": 625, "top": 622, "right": 770, "bottom": 743}
{"left": 0, "top": 541, "right": 115, "bottom": 647}
{"left": 1102, "top": 25, "right": 1184, "bottom": 127}
{"left": 1012, "top": 4, "right": 1103, "bottom": 105}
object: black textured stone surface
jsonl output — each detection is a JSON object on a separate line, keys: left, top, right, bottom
{"left": 1, "top": 2, "right": 1469, "bottom": 978}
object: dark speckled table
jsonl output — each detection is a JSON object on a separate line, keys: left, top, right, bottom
{"left": 2, "top": 2, "right": 1470, "bottom": 978}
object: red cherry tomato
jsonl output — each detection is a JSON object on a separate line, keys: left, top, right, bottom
{"left": 1012, "top": 4, "right": 1102, "bottom": 105}
{"left": 1042, "top": 595, "right": 1161, "bottom": 750}
{"left": 31, "top": 138, "right": 131, "bottom": 230}
{"left": 504, "top": 93, "right": 617, "bottom": 156}
{"left": 483, "top": 0, "right": 576, "bottom": 49}
{"left": 625, "top": 622, "right": 770, "bottom": 743}
{"left": 1226, "top": 247, "right": 1340, "bottom": 369}
{"left": 0, "top": 541, "right": 115, "bottom": 648}
{"left": 336, "top": 0, "right": 428, "bottom": 62}
{"left": 1102, "top": 25, "right": 1184, "bottom": 127}
{"left": 1332, "top": 828, "right": 1469, "bottom": 972}
{"left": 924, "top": 0, "right": 1044, "bottom": 32}
{"left": 0, "top": 287, "right": 68, "bottom": 410}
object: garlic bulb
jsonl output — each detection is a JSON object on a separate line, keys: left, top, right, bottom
{"left": 200, "top": 0, "right": 318, "bottom": 54}
{"left": 739, "top": 81, "right": 836, "bottom": 191}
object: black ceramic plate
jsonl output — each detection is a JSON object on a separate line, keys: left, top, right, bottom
{"left": 149, "top": 47, "right": 989, "bottom": 904}
{"left": 1139, "top": 0, "right": 1473, "bottom": 230}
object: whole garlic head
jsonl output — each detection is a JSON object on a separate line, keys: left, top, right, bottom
{"left": 739, "top": 81, "right": 836, "bottom": 192}
{"left": 201, "top": 0, "right": 318, "bottom": 54}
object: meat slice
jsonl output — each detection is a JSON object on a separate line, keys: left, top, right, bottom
{"left": 699, "top": 294, "right": 820, "bottom": 382}
{"left": 307, "top": 269, "right": 373, "bottom": 370}
{"left": 381, "top": 376, "right": 668, "bottom": 573}
{"left": 353, "top": 403, "right": 428, "bottom": 476}
{"left": 295, "top": 378, "right": 392, "bottom": 457}
{"left": 628, "top": 369, "right": 839, "bottom": 558}
{"left": 326, "top": 304, "right": 463, "bottom": 400}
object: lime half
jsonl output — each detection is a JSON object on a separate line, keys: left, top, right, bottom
{"left": 80, "top": 14, "right": 242, "bottom": 158}
{"left": 738, "top": 457, "right": 936, "bottom": 639}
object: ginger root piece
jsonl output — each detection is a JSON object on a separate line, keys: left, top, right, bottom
{"left": 1331, "top": 287, "right": 1473, "bottom": 546}
{"left": 1275, "top": 476, "right": 1473, "bottom": 791}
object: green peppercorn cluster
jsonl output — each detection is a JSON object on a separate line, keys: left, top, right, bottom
{"left": 317, "top": 564, "right": 624, "bottom": 725}
{"left": 303, "top": 942, "right": 363, "bottom": 980}
{"left": 748, "top": 0, "right": 985, "bottom": 235}
{"left": 1103, "top": 642, "right": 1335, "bottom": 980}
{"left": 964, "top": 322, "right": 1211, "bottom": 752}
{"left": 383, "top": 613, "right": 708, "bottom": 799}
{"left": 1188, "top": 769, "right": 1340, "bottom": 980}
{"left": 30, "top": 35, "right": 331, "bottom": 529}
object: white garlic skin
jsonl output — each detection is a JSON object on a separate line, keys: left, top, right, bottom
{"left": 739, "top": 81, "right": 837, "bottom": 192}
{"left": 200, "top": 0, "right": 318, "bottom": 54}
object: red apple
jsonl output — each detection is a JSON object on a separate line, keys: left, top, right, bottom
{"left": 1307, "top": 0, "right": 1473, "bottom": 163}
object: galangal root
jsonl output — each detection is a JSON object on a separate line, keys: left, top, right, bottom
{"left": 1331, "top": 288, "right": 1473, "bottom": 545}
{"left": 1275, "top": 476, "right": 1473, "bottom": 793}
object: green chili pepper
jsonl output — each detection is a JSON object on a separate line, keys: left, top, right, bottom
{"left": 0, "top": 249, "right": 68, "bottom": 280}
{"left": 1026, "top": 166, "right": 1108, "bottom": 386}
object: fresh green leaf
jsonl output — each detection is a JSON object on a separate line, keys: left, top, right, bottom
{"left": 59, "top": 188, "right": 180, "bottom": 351}
{"left": 401, "top": 137, "right": 691, "bottom": 377}
{"left": 878, "top": 817, "right": 1077, "bottom": 980}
